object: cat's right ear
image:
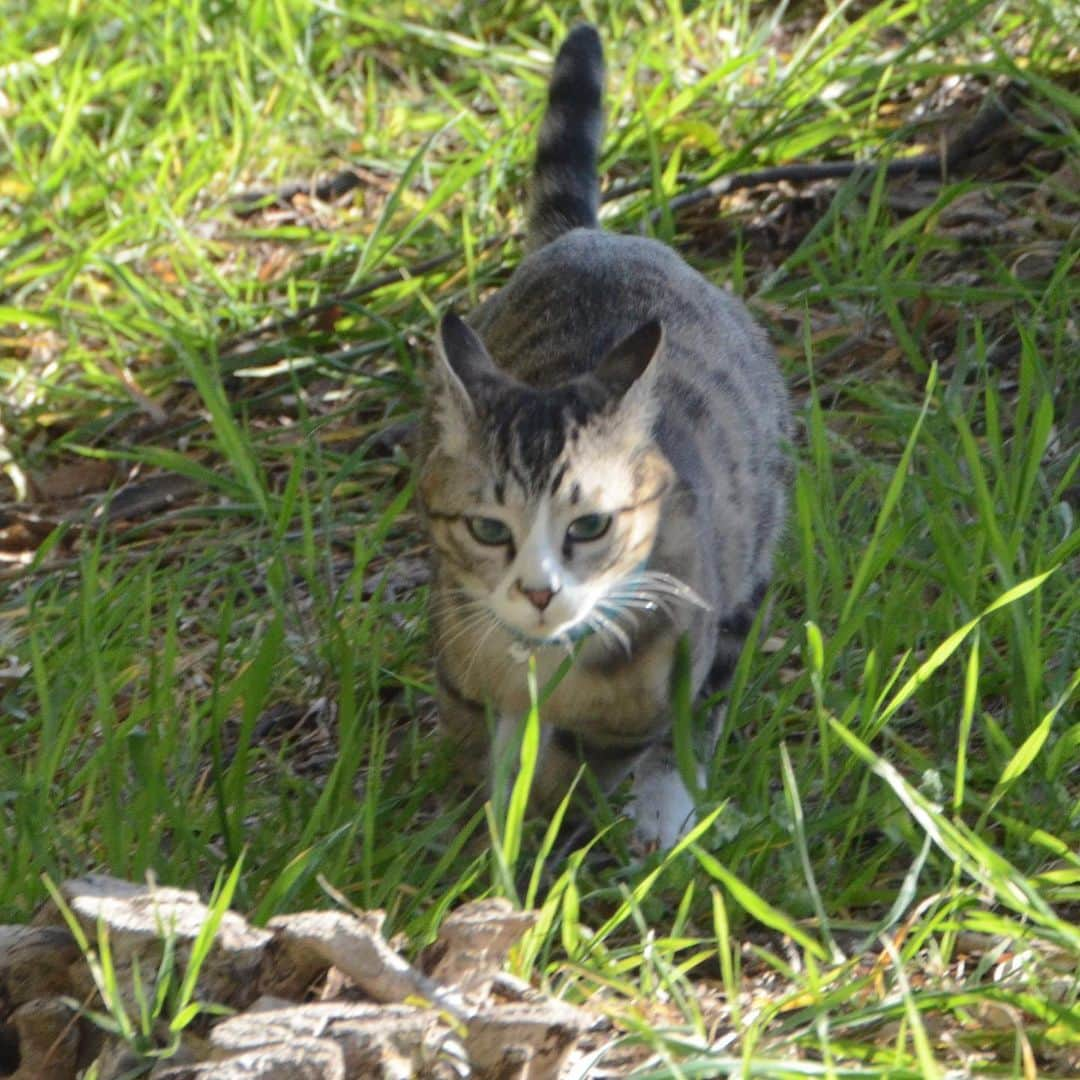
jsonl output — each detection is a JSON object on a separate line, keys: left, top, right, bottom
{"left": 430, "top": 313, "right": 499, "bottom": 453}
{"left": 435, "top": 313, "right": 502, "bottom": 405}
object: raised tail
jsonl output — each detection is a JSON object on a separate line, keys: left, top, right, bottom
{"left": 525, "top": 24, "right": 605, "bottom": 253}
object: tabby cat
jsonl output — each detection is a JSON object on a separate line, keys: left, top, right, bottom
{"left": 417, "top": 25, "right": 790, "bottom": 847}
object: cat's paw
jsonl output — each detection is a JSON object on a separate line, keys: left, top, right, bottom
{"left": 625, "top": 765, "right": 697, "bottom": 850}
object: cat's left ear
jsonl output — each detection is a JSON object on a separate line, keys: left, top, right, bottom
{"left": 435, "top": 313, "right": 503, "bottom": 405}
{"left": 592, "top": 319, "right": 664, "bottom": 403}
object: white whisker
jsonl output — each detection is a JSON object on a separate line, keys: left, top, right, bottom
{"left": 430, "top": 603, "right": 487, "bottom": 627}
{"left": 435, "top": 607, "right": 499, "bottom": 657}
{"left": 599, "top": 601, "right": 639, "bottom": 636}
{"left": 583, "top": 612, "right": 613, "bottom": 653}
{"left": 590, "top": 608, "right": 632, "bottom": 656}
{"left": 605, "top": 589, "right": 679, "bottom": 623}
{"left": 635, "top": 571, "right": 711, "bottom": 610}
{"left": 461, "top": 616, "right": 504, "bottom": 684}
{"left": 428, "top": 591, "right": 483, "bottom": 618}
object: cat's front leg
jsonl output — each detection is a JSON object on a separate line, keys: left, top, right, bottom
{"left": 491, "top": 714, "right": 578, "bottom": 812}
{"left": 435, "top": 665, "right": 490, "bottom": 786}
{"left": 624, "top": 742, "right": 700, "bottom": 850}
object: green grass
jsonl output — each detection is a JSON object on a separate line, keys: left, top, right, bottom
{"left": 2, "top": 0, "right": 1078, "bottom": 1074}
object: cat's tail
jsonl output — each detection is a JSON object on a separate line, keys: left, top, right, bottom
{"left": 525, "top": 24, "right": 604, "bottom": 253}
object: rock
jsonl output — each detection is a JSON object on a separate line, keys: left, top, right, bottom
{"left": 463, "top": 1000, "right": 595, "bottom": 1080}
{"left": 0, "top": 925, "right": 80, "bottom": 1005}
{"left": 210, "top": 1001, "right": 463, "bottom": 1076}
{"left": 154, "top": 1037, "right": 345, "bottom": 1078}
{"left": 35, "top": 873, "right": 273, "bottom": 1010}
{"left": 423, "top": 898, "right": 536, "bottom": 996}
{"left": 6, "top": 997, "right": 82, "bottom": 1080}
{"left": 95, "top": 1026, "right": 211, "bottom": 1079}
{"left": 267, "top": 911, "right": 460, "bottom": 1013}
{"left": 256, "top": 931, "right": 330, "bottom": 1001}
{"left": 5, "top": 876, "right": 598, "bottom": 1079}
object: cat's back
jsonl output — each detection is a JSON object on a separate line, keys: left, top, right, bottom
{"left": 471, "top": 230, "right": 787, "bottom": 447}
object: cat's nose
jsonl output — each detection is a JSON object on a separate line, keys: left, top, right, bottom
{"left": 518, "top": 582, "right": 557, "bottom": 611}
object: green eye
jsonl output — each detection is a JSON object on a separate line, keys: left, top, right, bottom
{"left": 467, "top": 516, "right": 512, "bottom": 545}
{"left": 566, "top": 513, "right": 612, "bottom": 543}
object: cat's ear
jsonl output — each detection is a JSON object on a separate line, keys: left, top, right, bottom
{"left": 430, "top": 313, "right": 503, "bottom": 453}
{"left": 435, "top": 313, "right": 502, "bottom": 404}
{"left": 592, "top": 319, "right": 664, "bottom": 401}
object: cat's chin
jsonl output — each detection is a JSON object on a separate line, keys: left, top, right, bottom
{"left": 496, "top": 613, "right": 595, "bottom": 651}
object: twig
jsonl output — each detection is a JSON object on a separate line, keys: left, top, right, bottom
{"left": 664, "top": 81, "right": 1021, "bottom": 216}
{"left": 600, "top": 174, "right": 697, "bottom": 202}
{"left": 223, "top": 82, "right": 1020, "bottom": 346}
{"left": 220, "top": 232, "right": 511, "bottom": 354}
{"left": 232, "top": 167, "right": 390, "bottom": 217}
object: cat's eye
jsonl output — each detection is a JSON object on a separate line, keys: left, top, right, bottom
{"left": 467, "top": 516, "right": 512, "bottom": 545}
{"left": 566, "top": 513, "right": 612, "bottom": 543}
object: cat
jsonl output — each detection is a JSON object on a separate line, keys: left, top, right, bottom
{"left": 416, "top": 24, "right": 790, "bottom": 848}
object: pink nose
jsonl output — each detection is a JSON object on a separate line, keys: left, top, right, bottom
{"left": 519, "top": 584, "right": 555, "bottom": 611}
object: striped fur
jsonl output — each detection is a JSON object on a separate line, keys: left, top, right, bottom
{"left": 525, "top": 24, "right": 604, "bottom": 253}
{"left": 417, "top": 26, "right": 790, "bottom": 848}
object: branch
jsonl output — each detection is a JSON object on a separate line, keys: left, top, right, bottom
{"left": 231, "top": 167, "right": 387, "bottom": 217}
{"left": 662, "top": 81, "right": 1021, "bottom": 216}
{"left": 220, "top": 232, "right": 511, "bottom": 354}
{"left": 223, "top": 81, "right": 1022, "bottom": 345}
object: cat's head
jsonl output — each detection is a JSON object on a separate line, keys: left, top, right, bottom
{"left": 420, "top": 314, "right": 674, "bottom": 646}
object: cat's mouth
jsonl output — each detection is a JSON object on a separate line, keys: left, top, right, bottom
{"left": 497, "top": 610, "right": 596, "bottom": 651}
{"left": 506, "top": 620, "right": 590, "bottom": 648}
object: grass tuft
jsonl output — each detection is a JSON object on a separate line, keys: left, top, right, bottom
{"left": 2, "top": 0, "right": 1077, "bottom": 1072}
